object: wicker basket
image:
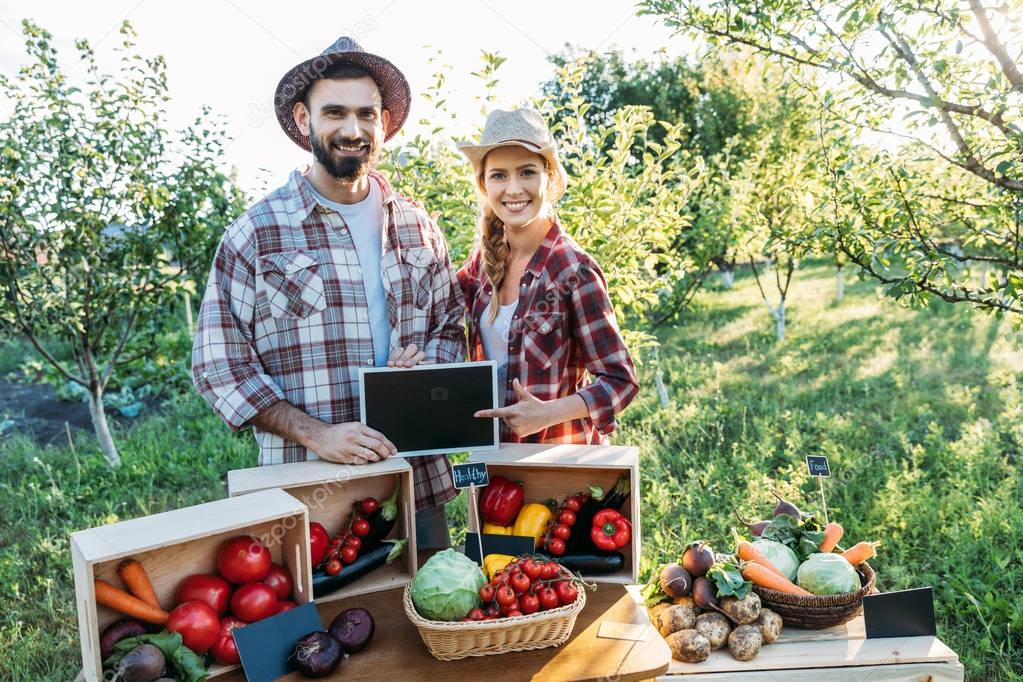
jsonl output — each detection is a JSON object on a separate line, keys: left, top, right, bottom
{"left": 403, "top": 584, "right": 587, "bottom": 660}
{"left": 753, "top": 562, "right": 876, "bottom": 629}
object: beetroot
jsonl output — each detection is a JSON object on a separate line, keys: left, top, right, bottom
{"left": 659, "top": 563, "right": 692, "bottom": 599}
{"left": 328, "top": 607, "right": 375, "bottom": 653}
{"left": 100, "top": 619, "right": 147, "bottom": 660}
{"left": 681, "top": 541, "right": 715, "bottom": 577}
{"left": 292, "top": 631, "right": 342, "bottom": 677}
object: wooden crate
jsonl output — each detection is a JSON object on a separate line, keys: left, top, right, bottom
{"left": 71, "top": 488, "right": 311, "bottom": 682}
{"left": 466, "top": 442, "right": 640, "bottom": 583}
{"left": 227, "top": 457, "right": 417, "bottom": 604}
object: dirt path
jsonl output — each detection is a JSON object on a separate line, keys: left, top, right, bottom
{"left": 0, "top": 379, "right": 100, "bottom": 446}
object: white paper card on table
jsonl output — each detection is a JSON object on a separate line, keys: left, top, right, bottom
{"left": 597, "top": 621, "right": 651, "bottom": 641}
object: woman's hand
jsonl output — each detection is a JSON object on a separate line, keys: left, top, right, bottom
{"left": 474, "top": 379, "right": 551, "bottom": 437}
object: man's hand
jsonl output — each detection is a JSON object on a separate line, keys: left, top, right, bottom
{"left": 387, "top": 343, "right": 426, "bottom": 368}
{"left": 310, "top": 422, "right": 397, "bottom": 464}
{"left": 474, "top": 379, "right": 550, "bottom": 438}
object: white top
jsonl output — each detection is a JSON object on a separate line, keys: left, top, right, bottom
{"left": 306, "top": 178, "right": 390, "bottom": 368}
{"left": 480, "top": 300, "right": 518, "bottom": 407}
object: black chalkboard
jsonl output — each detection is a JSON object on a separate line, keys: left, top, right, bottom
{"left": 453, "top": 462, "right": 489, "bottom": 489}
{"left": 234, "top": 602, "right": 324, "bottom": 682}
{"left": 805, "top": 455, "right": 831, "bottom": 477}
{"left": 864, "top": 587, "right": 936, "bottom": 639}
{"left": 463, "top": 532, "right": 536, "bottom": 565}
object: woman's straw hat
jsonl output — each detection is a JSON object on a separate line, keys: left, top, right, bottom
{"left": 457, "top": 108, "right": 567, "bottom": 202}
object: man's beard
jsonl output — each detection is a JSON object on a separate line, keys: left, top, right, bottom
{"left": 309, "top": 122, "right": 379, "bottom": 182}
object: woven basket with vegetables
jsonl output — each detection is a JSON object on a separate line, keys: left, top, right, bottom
{"left": 405, "top": 549, "right": 588, "bottom": 660}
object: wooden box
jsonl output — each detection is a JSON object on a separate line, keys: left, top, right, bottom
{"left": 466, "top": 442, "right": 641, "bottom": 584}
{"left": 71, "top": 488, "right": 311, "bottom": 682}
{"left": 227, "top": 457, "right": 417, "bottom": 604}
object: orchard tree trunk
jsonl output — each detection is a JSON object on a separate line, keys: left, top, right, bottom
{"left": 773, "top": 303, "right": 786, "bottom": 341}
{"left": 836, "top": 265, "right": 844, "bottom": 303}
{"left": 87, "top": 384, "right": 121, "bottom": 467}
{"left": 720, "top": 268, "right": 735, "bottom": 289}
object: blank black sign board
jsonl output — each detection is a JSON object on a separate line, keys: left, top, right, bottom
{"left": 359, "top": 362, "right": 498, "bottom": 456}
{"left": 863, "top": 587, "right": 936, "bottom": 639}
{"left": 464, "top": 532, "right": 535, "bottom": 566}
{"left": 453, "top": 462, "right": 489, "bottom": 489}
{"left": 805, "top": 455, "right": 831, "bottom": 477}
{"left": 234, "top": 602, "right": 323, "bottom": 682}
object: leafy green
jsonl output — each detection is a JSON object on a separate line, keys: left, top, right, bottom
{"left": 410, "top": 549, "right": 485, "bottom": 621}
{"left": 104, "top": 631, "right": 208, "bottom": 682}
{"left": 707, "top": 562, "right": 752, "bottom": 599}
{"left": 761, "top": 513, "right": 827, "bottom": 560}
{"left": 640, "top": 565, "right": 672, "bottom": 606}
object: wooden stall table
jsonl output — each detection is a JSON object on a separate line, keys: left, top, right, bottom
{"left": 220, "top": 582, "right": 670, "bottom": 682}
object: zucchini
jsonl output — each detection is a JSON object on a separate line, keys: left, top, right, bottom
{"left": 312, "top": 539, "right": 405, "bottom": 598}
{"left": 540, "top": 550, "right": 625, "bottom": 575}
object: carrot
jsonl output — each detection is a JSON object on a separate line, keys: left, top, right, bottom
{"left": 117, "top": 559, "right": 161, "bottom": 609}
{"left": 841, "top": 541, "right": 880, "bottom": 566}
{"left": 741, "top": 562, "right": 813, "bottom": 596}
{"left": 94, "top": 579, "right": 168, "bottom": 625}
{"left": 736, "top": 540, "right": 787, "bottom": 578}
{"left": 819, "top": 522, "right": 844, "bottom": 553}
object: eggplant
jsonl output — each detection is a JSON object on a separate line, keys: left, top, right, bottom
{"left": 539, "top": 550, "right": 625, "bottom": 575}
{"left": 359, "top": 479, "right": 401, "bottom": 551}
{"left": 312, "top": 539, "right": 406, "bottom": 598}
{"left": 564, "top": 485, "right": 605, "bottom": 553}
{"left": 602, "top": 474, "right": 631, "bottom": 512}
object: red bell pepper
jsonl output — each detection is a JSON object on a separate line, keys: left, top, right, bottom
{"left": 479, "top": 476, "right": 524, "bottom": 526}
{"left": 591, "top": 509, "right": 631, "bottom": 551}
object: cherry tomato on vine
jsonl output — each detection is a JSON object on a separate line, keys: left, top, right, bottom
{"left": 360, "top": 497, "right": 380, "bottom": 515}
{"left": 546, "top": 538, "right": 566, "bottom": 556}
{"left": 340, "top": 546, "right": 358, "bottom": 564}
{"left": 352, "top": 518, "right": 371, "bottom": 537}
{"left": 325, "top": 559, "right": 342, "bottom": 576}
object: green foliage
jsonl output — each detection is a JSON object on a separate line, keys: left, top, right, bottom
{"left": 640, "top": 0, "right": 1023, "bottom": 317}
{"left": 0, "top": 20, "right": 245, "bottom": 463}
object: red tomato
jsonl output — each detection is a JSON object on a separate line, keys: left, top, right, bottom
{"left": 274, "top": 600, "right": 297, "bottom": 614}
{"left": 467, "top": 607, "right": 486, "bottom": 621}
{"left": 325, "top": 559, "right": 342, "bottom": 576}
{"left": 552, "top": 524, "right": 571, "bottom": 541}
{"left": 479, "top": 583, "right": 496, "bottom": 603}
{"left": 495, "top": 583, "right": 517, "bottom": 607}
{"left": 538, "top": 586, "right": 560, "bottom": 610}
{"left": 504, "top": 608, "right": 523, "bottom": 618}
{"left": 521, "top": 559, "right": 542, "bottom": 580}
{"left": 555, "top": 580, "right": 578, "bottom": 605}
{"left": 344, "top": 535, "right": 362, "bottom": 550}
{"left": 230, "top": 583, "right": 278, "bottom": 623}
{"left": 558, "top": 510, "right": 577, "bottom": 527}
{"left": 484, "top": 603, "right": 501, "bottom": 618}
{"left": 309, "top": 522, "right": 329, "bottom": 568}
{"left": 360, "top": 497, "right": 380, "bottom": 514}
{"left": 500, "top": 600, "right": 522, "bottom": 616}
{"left": 352, "top": 518, "right": 371, "bottom": 537}
{"left": 541, "top": 561, "right": 559, "bottom": 580}
{"left": 519, "top": 592, "right": 540, "bottom": 614}
{"left": 510, "top": 572, "right": 531, "bottom": 594}
{"left": 217, "top": 535, "right": 272, "bottom": 585}
{"left": 210, "top": 616, "right": 246, "bottom": 665}
{"left": 176, "top": 574, "right": 232, "bottom": 616}
{"left": 262, "top": 564, "right": 293, "bottom": 601}
{"left": 563, "top": 496, "right": 583, "bottom": 512}
{"left": 546, "top": 538, "right": 566, "bottom": 556}
{"left": 167, "top": 601, "right": 220, "bottom": 654}
{"left": 340, "top": 546, "right": 358, "bottom": 564}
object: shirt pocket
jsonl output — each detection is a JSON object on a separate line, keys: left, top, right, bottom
{"left": 402, "top": 246, "right": 435, "bottom": 311}
{"left": 258, "top": 250, "right": 327, "bottom": 320}
{"left": 522, "top": 311, "right": 566, "bottom": 370}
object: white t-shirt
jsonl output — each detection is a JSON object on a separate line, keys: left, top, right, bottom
{"left": 306, "top": 179, "right": 390, "bottom": 368}
{"left": 480, "top": 299, "right": 518, "bottom": 407}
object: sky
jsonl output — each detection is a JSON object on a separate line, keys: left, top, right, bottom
{"left": 0, "top": 0, "right": 687, "bottom": 195}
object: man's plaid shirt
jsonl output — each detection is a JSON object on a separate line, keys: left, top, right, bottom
{"left": 192, "top": 169, "right": 463, "bottom": 511}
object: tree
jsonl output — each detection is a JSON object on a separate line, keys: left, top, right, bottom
{"left": 640, "top": 0, "right": 1023, "bottom": 317}
{"left": 0, "top": 21, "right": 244, "bottom": 465}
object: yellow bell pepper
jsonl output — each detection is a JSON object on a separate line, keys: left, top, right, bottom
{"left": 512, "top": 502, "right": 553, "bottom": 548}
{"left": 483, "top": 553, "right": 515, "bottom": 580}
{"left": 482, "top": 522, "right": 512, "bottom": 536}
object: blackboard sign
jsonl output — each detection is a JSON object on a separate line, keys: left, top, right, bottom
{"left": 864, "top": 587, "right": 936, "bottom": 638}
{"left": 452, "top": 462, "right": 489, "bottom": 489}
{"left": 463, "top": 532, "right": 535, "bottom": 566}
{"left": 233, "top": 602, "right": 323, "bottom": 682}
{"left": 805, "top": 455, "right": 831, "bottom": 477}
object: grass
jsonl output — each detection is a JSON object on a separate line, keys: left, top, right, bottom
{"left": 1, "top": 261, "right": 1020, "bottom": 680}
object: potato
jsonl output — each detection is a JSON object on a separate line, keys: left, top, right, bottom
{"left": 673, "top": 595, "right": 701, "bottom": 614}
{"left": 728, "top": 624, "right": 763, "bottom": 661}
{"left": 657, "top": 603, "right": 698, "bottom": 637}
{"left": 694, "top": 611, "right": 731, "bottom": 650}
{"left": 666, "top": 629, "right": 711, "bottom": 663}
{"left": 720, "top": 592, "right": 761, "bottom": 625}
{"left": 648, "top": 601, "right": 672, "bottom": 624}
{"left": 755, "top": 608, "right": 783, "bottom": 644}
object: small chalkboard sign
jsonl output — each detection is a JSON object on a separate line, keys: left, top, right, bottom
{"left": 452, "top": 461, "right": 489, "bottom": 489}
{"left": 805, "top": 455, "right": 831, "bottom": 477}
{"left": 864, "top": 587, "right": 936, "bottom": 639}
{"left": 463, "top": 532, "right": 535, "bottom": 565}
{"left": 233, "top": 602, "right": 323, "bottom": 682}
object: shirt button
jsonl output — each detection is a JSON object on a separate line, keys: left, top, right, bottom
{"left": 285, "top": 264, "right": 293, "bottom": 271}
{"left": 520, "top": 283, "right": 526, "bottom": 288}
{"left": 366, "top": 358, "right": 374, "bottom": 366}
{"left": 201, "top": 372, "right": 208, "bottom": 379}
{"left": 541, "top": 324, "right": 549, "bottom": 332}
{"left": 340, "top": 228, "right": 349, "bottom": 236}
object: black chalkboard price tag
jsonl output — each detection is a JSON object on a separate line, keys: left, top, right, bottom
{"left": 805, "top": 455, "right": 831, "bottom": 478}
{"left": 452, "top": 461, "right": 489, "bottom": 489}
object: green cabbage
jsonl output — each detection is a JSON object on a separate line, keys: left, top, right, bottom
{"left": 752, "top": 539, "right": 799, "bottom": 581}
{"left": 410, "top": 549, "right": 485, "bottom": 621}
{"left": 797, "top": 553, "right": 861, "bottom": 595}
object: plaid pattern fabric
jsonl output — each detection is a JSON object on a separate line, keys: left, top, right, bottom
{"left": 457, "top": 221, "right": 639, "bottom": 444}
{"left": 192, "top": 168, "right": 464, "bottom": 511}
